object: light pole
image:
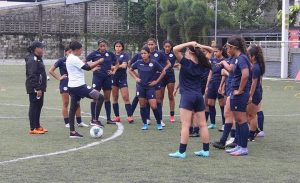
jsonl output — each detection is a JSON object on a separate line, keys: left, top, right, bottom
{"left": 214, "top": 0, "right": 218, "bottom": 44}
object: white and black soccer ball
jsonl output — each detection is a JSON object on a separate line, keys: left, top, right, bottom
{"left": 47, "top": 75, "right": 50, "bottom": 80}
{"left": 90, "top": 126, "right": 103, "bottom": 138}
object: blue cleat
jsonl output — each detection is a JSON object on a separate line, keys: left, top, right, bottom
{"left": 141, "top": 124, "right": 148, "bottom": 130}
{"left": 168, "top": 151, "right": 187, "bottom": 159}
{"left": 208, "top": 124, "right": 216, "bottom": 129}
{"left": 157, "top": 124, "right": 163, "bottom": 130}
{"left": 194, "top": 150, "right": 209, "bottom": 157}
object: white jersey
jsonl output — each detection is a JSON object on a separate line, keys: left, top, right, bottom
{"left": 66, "top": 54, "right": 85, "bottom": 87}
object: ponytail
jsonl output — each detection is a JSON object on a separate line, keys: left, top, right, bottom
{"left": 188, "top": 46, "right": 211, "bottom": 69}
{"left": 248, "top": 45, "right": 265, "bottom": 76}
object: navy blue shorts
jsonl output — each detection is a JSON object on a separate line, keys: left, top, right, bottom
{"left": 69, "top": 84, "right": 94, "bottom": 101}
{"left": 252, "top": 90, "right": 262, "bottom": 105}
{"left": 161, "top": 71, "right": 175, "bottom": 87}
{"left": 59, "top": 78, "right": 69, "bottom": 94}
{"left": 136, "top": 84, "right": 156, "bottom": 100}
{"left": 112, "top": 74, "right": 128, "bottom": 88}
{"left": 230, "top": 92, "right": 249, "bottom": 112}
{"left": 92, "top": 75, "right": 112, "bottom": 91}
{"left": 179, "top": 93, "right": 205, "bottom": 112}
{"left": 207, "top": 82, "right": 224, "bottom": 99}
{"left": 225, "top": 84, "right": 232, "bottom": 97}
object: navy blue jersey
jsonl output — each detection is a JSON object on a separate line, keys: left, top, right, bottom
{"left": 226, "top": 57, "right": 235, "bottom": 86}
{"left": 131, "top": 59, "right": 163, "bottom": 87}
{"left": 231, "top": 54, "right": 251, "bottom": 91}
{"left": 210, "top": 57, "right": 224, "bottom": 83}
{"left": 151, "top": 50, "right": 168, "bottom": 68}
{"left": 130, "top": 53, "right": 140, "bottom": 66}
{"left": 251, "top": 62, "right": 262, "bottom": 91}
{"left": 164, "top": 51, "right": 176, "bottom": 72}
{"left": 54, "top": 57, "right": 68, "bottom": 76}
{"left": 179, "top": 57, "right": 205, "bottom": 94}
{"left": 86, "top": 50, "right": 116, "bottom": 76}
{"left": 114, "top": 52, "right": 129, "bottom": 77}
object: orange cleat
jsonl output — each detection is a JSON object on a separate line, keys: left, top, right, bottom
{"left": 29, "top": 129, "right": 45, "bottom": 134}
{"left": 113, "top": 116, "right": 121, "bottom": 122}
{"left": 37, "top": 127, "right": 48, "bottom": 133}
{"left": 170, "top": 116, "right": 175, "bottom": 123}
{"left": 127, "top": 116, "right": 134, "bottom": 123}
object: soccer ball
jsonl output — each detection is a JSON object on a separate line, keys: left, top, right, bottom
{"left": 47, "top": 75, "right": 50, "bottom": 80}
{"left": 90, "top": 126, "right": 103, "bottom": 138}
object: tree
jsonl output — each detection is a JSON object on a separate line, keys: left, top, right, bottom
{"left": 277, "top": 4, "right": 300, "bottom": 26}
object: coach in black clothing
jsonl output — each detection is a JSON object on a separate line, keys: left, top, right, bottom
{"left": 25, "top": 41, "right": 48, "bottom": 134}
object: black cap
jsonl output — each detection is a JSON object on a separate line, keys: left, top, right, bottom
{"left": 31, "top": 40, "right": 44, "bottom": 49}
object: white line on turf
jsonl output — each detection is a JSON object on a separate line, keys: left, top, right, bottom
{"left": 0, "top": 123, "right": 124, "bottom": 165}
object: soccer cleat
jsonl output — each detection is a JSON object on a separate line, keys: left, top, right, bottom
{"left": 141, "top": 124, "right": 148, "bottom": 130}
{"left": 147, "top": 119, "right": 151, "bottom": 125}
{"left": 168, "top": 151, "right": 187, "bottom": 159}
{"left": 230, "top": 148, "right": 248, "bottom": 156}
{"left": 29, "top": 129, "right": 45, "bottom": 134}
{"left": 107, "top": 119, "right": 116, "bottom": 125}
{"left": 65, "top": 123, "right": 70, "bottom": 128}
{"left": 194, "top": 150, "right": 209, "bottom": 157}
{"left": 225, "top": 142, "right": 237, "bottom": 149}
{"left": 256, "top": 131, "right": 265, "bottom": 137}
{"left": 248, "top": 137, "right": 255, "bottom": 142}
{"left": 161, "top": 121, "right": 166, "bottom": 127}
{"left": 127, "top": 116, "right": 134, "bottom": 123}
{"left": 69, "top": 131, "right": 83, "bottom": 138}
{"left": 90, "top": 120, "right": 104, "bottom": 128}
{"left": 189, "top": 132, "right": 200, "bottom": 137}
{"left": 225, "top": 146, "right": 240, "bottom": 153}
{"left": 208, "top": 124, "right": 216, "bottom": 129}
{"left": 77, "top": 122, "right": 89, "bottom": 127}
{"left": 218, "top": 125, "right": 224, "bottom": 132}
{"left": 212, "top": 141, "right": 225, "bottom": 149}
{"left": 225, "top": 137, "right": 235, "bottom": 146}
{"left": 157, "top": 124, "right": 163, "bottom": 130}
{"left": 170, "top": 116, "right": 175, "bottom": 123}
{"left": 113, "top": 116, "right": 121, "bottom": 122}
{"left": 37, "top": 127, "right": 48, "bottom": 133}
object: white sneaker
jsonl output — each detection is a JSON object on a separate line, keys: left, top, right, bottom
{"left": 77, "top": 122, "right": 89, "bottom": 127}
{"left": 161, "top": 120, "right": 166, "bottom": 127}
{"left": 225, "top": 137, "right": 235, "bottom": 146}
{"left": 256, "top": 131, "right": 265, "bottom": 137}
{"left": 147, "top": 119, "right": 151, "bottom": 125}
{"left": 65, "top": 123, "right": 70, "bottom": 128}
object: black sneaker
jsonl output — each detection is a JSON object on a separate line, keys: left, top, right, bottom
{"left": 69, "top": 131, "right": 83, "bottom": 138}
{"left": 212, "top": 141, "right": 225, "bottom": 149}
{"left": 225, "top": 142, "right": 237, "bottom": 148}
{"left": 189, "top": 132, "right": 200, "bottom": 137}
{"left": 248, "top": 137, "right": 255, "bottom": 142}
{"left": 107, "top": 119, "right": 116, "bottom": 125}
{"left": 90, "top": 120, "right": 104, "bottom": 127}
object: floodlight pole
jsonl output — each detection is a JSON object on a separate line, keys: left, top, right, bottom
{"left": 281, "top": 0, "right": 289, "bottom": 78}
{"left": 156, "top": 0, "right": 159, "bottom": 49}
{"left": 214, "top": 0, "right": 218, "bottom": 44}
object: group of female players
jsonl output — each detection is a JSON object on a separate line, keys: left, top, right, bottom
{"left": 43, "top": 35, "right": 266, "bottom": 157}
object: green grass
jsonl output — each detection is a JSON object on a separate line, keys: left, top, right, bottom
{"left": 0, "top": 65, "right": 300, "bottom": 183}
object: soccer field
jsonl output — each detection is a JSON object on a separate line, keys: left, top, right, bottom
{"left": 0, "top": 65, "right": 299, "bottom": 183}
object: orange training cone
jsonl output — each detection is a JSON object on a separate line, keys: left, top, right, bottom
{"left": 295, "top": 70, "right": 300, "bottom": 81}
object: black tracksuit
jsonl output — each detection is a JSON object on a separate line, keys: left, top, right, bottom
{"left": 25, "top": 53, "right": 47, "bottom": 130}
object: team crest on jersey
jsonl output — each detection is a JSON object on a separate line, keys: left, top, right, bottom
{"left": 120, "top": 55, "right": 124, "bottom": 58}
{"left": 34, "top": 56, "right": 38, "bottom": 61}
{"left": 169, "top": 54, "right": 174, "bottom": 58}
{"left": 96, "top": 54, "right": 101, "bottom": 57}
{"left": 105, "top": 53, "right": 109, "bottom": 57}
{"left": 63, "top": 87, "right": 68, "bottom": 91}
{"left": 235, "top": 59, "right": 238, "bottom": 64}
{"left": 92, "top": 84, "right": 96, "bottom": 88}
{"left": 154, "top": 53, "right": 158, "bottom": 57}
{"left": 149, "top": 63, "right": 154, "bottom": 67}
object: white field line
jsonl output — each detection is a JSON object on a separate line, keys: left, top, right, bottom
{"left": 0, "top": 122, "right": 124, "bottom": 165}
